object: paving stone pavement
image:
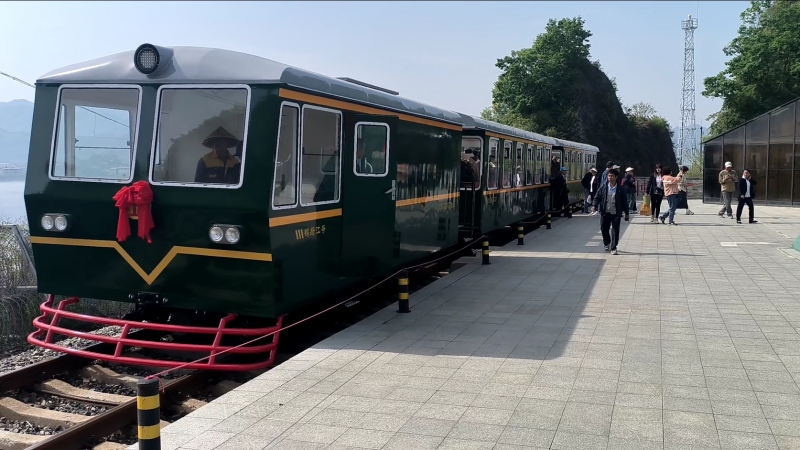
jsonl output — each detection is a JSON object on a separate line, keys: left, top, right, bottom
{"left": 129, "top": 200, "right": 800, "bottom": 450}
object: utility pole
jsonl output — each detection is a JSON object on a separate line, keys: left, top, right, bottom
{"left": 679, "top": 14, "right": 698, "bottom": 166}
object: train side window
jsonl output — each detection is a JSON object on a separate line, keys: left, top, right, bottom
{"left": 515, "top": 143, "right": 523, "bottom": 187}
{"left": 300, "top": 105, "right": 341, "bottom": 205}
{"left": 487, "top": 138, "right": 499, "bottom": 190}
{"left": 50, "top": 86, "right": 141, "bottom": 183}
{"left": 151, "top": 86, "right": 249, "bottom": 187}
{"left": 461, "top": 136, "right": 483, "bottom": 189}
{"left": 272, "top": 103, "right": 299, "bottom": 209}
{"left": 502, "top": 141, "right": 512, "bottom": 188}
{"left": 526, "top": 145, "right": 534, "bottom": 185}
{"left": 354, "top": 122, "right": 389, "bottom": 176}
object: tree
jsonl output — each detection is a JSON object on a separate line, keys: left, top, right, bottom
{"left": 483, "top": 16, "right": 677, "bottom": 171}
{"left": 628, "top": 102, "right": 657, "bottom": 120}
{"left": 490, "top": 17, "right": 593, "bottom": 138}
{"left": 702, "top": 0, "right": 800, "bottom": 135}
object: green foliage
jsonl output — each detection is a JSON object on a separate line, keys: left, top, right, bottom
{"left": 491, "top": 17, "right": 592, "bottom": 139}
{"left": 703, "top": 0, "right": 800, "bottom": 135}
{"left": 485, "top": 17, "right": 676, "bottom": 171}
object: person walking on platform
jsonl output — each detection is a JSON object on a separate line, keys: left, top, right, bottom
{"left": 718, "top": 161, "right": 738, "bottom": 219}
{"left": 581, "top": 167, "right": 598, "bottom": 214}
{"left": 677, "top": 165, "right": 694, "bottom": 215}
{"left": 658, "top": 167, "right": 683, "bottom": 225}
{"left": 623, "top": 167, "right": 637, "bottom": 214}
{"left": 736, "top": 169, "right": 758, "bottom": 224}
{"left": 645, "top": 164, "right": 665, "bottom": 223}
{"left": 591, "top": 168, "right": 629, "bottom": 255}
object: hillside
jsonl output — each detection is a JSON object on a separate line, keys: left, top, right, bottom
{"left": 575, "top": 60, "right": 677, "bottom": 171}
{"left": 483, "top": 17, "right": 677, "bottom": 173}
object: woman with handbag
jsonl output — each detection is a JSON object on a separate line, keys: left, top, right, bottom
{"left": 677, "top": 165, "right": 694, "bottom": 215}
{"left": 645, "top": 164, "right": 665, "bottom": 223}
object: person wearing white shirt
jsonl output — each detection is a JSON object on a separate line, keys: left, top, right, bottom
{"left": 736, "top": 169, "right": 758, "bottom": 224}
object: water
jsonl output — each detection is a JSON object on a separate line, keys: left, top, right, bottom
{"left": 0, "top": 181, "right": 26, "bottom": 223}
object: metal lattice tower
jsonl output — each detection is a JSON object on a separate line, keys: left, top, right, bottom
{"left": 678, "top": 14, "right": 698, "bottom": 166}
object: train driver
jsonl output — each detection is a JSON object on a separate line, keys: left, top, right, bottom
{"left": 194, "top": 127, "right": 242, "bottom": 184}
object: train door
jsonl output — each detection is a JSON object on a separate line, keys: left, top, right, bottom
{"left": 340, "top": 114, "right": 398, "bottom": 277}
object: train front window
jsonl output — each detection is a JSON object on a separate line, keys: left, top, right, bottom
{"left": 51, "top": 87, "right": 140, "bottom": 182}
{"left": 151, "top": 86, "right": 249, "bottom": 187}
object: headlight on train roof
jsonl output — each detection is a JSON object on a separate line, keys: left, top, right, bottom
{"left": 209, "top": 226, "right": 224, "bottom": 243}
{"left": 133, "top": 43, "right": 173, "bottom": 76}
{"left": 224, "top": 227, "right": 240, "bottom": 244}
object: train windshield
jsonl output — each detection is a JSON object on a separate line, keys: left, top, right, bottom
{"left": 51, "top": 87, "right": 141, "bottom": 182}
{"left": 151, "top": 87, "right": 249, "bottom": 187}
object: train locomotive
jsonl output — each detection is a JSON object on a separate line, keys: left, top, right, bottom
{"left": 23, "top": 44, "right": 598, "bottom": 371}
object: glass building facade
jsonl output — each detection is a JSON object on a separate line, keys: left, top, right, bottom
{"left": 703, "top": 98, "right": 800, "bottom": 205}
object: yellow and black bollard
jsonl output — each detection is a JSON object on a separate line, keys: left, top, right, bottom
{"left": 517, "top": 226, "right": 524, "bottom": 245}
{"left": 566, "top": 206, "right": 573, "bottom": 219}
{"left": 397, "top": 270, "right": 410, "bottom": 313}
{"left": 481, "top": 238, "right": 491, "bottom": 265}
{"left": 137, "top": 378, "right": 161, "bottom": 450}
{"left": 546, "top": 213, "right": 552, "bottom": 230}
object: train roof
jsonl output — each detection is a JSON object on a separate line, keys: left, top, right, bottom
{"left": 456, "top": 113, "right": 559, "bottom": 145}
{"left": 37, "top": 45, "right": 463, "bottom": 125}
{"left": 553, "top": 138, "right": 599, "bottom": 152}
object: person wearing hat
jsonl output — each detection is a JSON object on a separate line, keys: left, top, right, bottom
{"left": 623, "top": 167, "right": 636, "bottom": 214}
{"left": 718, "top": 161, "right": 738, "bottom": 218}
{"left": 581, "top": 167, "right": 599, "bottom": 214}
{"left": 194, "top": 126, "right": 242, "bottom": 184}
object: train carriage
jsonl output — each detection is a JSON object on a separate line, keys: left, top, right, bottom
{"left": 457, "top": 113, "right": 559, "bottom": 236}
{"left": 553, "top": 138, "right": 600, "bottom": 205}
{"left": 24, "top": 45, "right": 462, "bottom": 370}
{"left": 23, "top": 44, "right": 599, "bottom": 371}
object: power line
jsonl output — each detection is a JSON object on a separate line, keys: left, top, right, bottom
{"left": 0, "top": 69, "right": 129, "bottom": 129}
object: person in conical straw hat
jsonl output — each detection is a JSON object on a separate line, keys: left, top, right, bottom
{"left": 194, "top": 126, "right": 242, "bottom": 184}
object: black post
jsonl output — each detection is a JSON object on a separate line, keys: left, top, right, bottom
{"left": 517, "top": 226, "right": 524, "bottom": 245}
{"left": 546, "top": 213, "right": 552, "bottom": 229}
{"left": 137, "top": 378, "right": 160, "bottom": 450}
{"left": 397, "top": 270, "right": 410, "bottom": 313}
{"left": 481, "top": 238, "right": 490, "bottom": 265}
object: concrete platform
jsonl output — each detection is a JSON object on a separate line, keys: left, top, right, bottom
{"left": 131, "top": 200, "right": 800, "bottom": 450}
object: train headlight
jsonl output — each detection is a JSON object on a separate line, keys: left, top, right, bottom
{"left": 54, "top": 215, "right": 68, "bottom": 231}
{"left": 209, "top": 224, "right": 242, "bottom": 245}
{"left": 133, "top": 43, "right": 173, "bottom": 76}
{"left": 209, "top": 226, "right": 224, "bottom": 243}
{"left": 224, "top": 227, "right": 240, "bottom": 244}
{"left": 41, "top": 215, "right": 54, "bottom": 231}
{"left": 41, "top": 214, "right": 71, "bottom": 232}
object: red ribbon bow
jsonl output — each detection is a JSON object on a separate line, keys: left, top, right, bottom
{"left": 112, "top": 180, "right": 155, "bottom": 243}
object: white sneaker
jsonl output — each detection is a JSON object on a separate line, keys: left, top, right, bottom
{"left": 611, "top": 248, "right": 618, "bottom": 255}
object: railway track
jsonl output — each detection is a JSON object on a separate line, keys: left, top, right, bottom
{"left": 0, "top": 209, "right": 572, "bottom": 449}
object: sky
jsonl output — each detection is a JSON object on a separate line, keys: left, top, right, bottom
{"left": 0, "top": 1, "right": 747, "bottom": 131}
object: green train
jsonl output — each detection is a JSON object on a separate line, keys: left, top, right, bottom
{"left": 23, "top": 44, "right": 598, "bottom": 370}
